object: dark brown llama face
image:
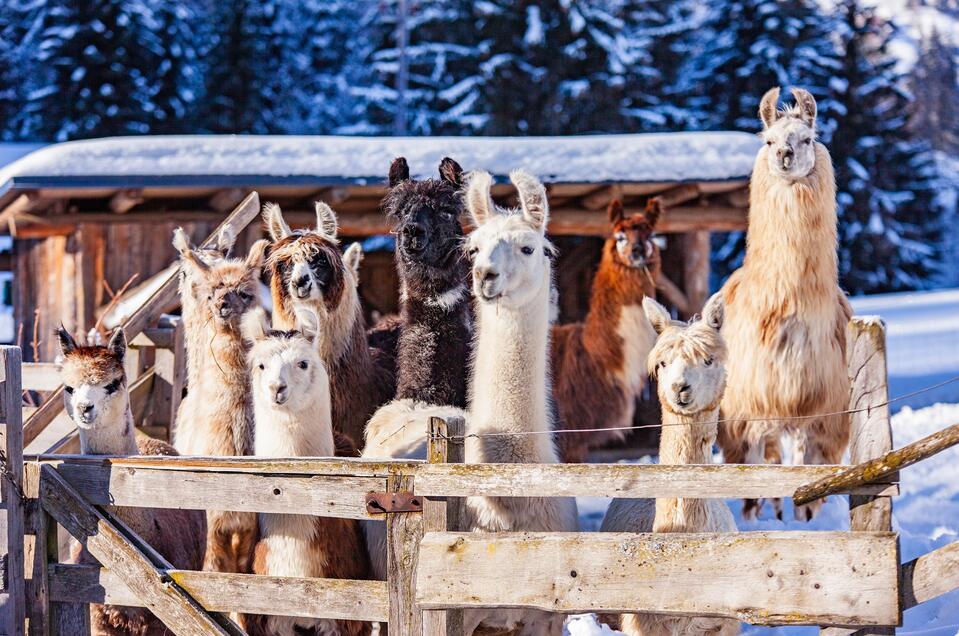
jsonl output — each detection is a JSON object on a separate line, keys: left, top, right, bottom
{"left": 608, "top": 199, "right": 662, "bottom": 269}
{"left": 268, "top": 233, "right": 346, "bottom": 311}
{"left": 383, "top": 157, "right": 467, "bottom": 288}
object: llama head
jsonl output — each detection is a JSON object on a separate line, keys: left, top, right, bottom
{"left": 242, "top": 307, "right": 328, "bottom": 409}
{"left": 759, "top": 86, "right": 818, "bottom": 180}
{"left": 263, "top": 202, "right": 360, "bottom": 318}
{"left": 644, "top": 293, "right": 727, "bottom": 415}
{"left": 56, "top": 326, "right": 127, "bottom": 430}
{"left": 464, "top": 170, "right": 555, "bottom": 308}
{"left": 607, "top": 198, "right": 663, "bottom": 269}
{"left": 175, "top": 234, "right": 267, "bottom": 332}
{"left": 383, "top": 156, "right": 467, "bottom": 293}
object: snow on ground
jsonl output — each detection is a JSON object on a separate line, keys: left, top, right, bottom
{"left": 0, "top": 132, "right": 759, "bottom": 186}
{"left": 569, "top": 288, "right": 959, "bottom": 636}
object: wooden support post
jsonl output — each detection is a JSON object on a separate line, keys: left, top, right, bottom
{"left": 1, "top": 346, "right": 26, "bottom": 635}
{"left": 680, "top": 231, "right": 710, "bottom": 317}
{"left": 821, "top": 317, "right": 897, "bottom": 636}
{"left": 152, "top": 317, "right": 185, "bottom": 435}
{"left": 386, "top": 471, "right": 421, "bottom": 636}
{"left": 423, "top": 417, "right": 465, "bottom": 636}
{"left": 38, "top": 464, "right": 236, "bottom": 635}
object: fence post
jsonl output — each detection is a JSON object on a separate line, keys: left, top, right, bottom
{"left": 153, "top": 317, "right": 185, "bottom": 439}
{"left": 821, "top": 317, "right": 897, "bottom": 636}
{"left": 386, "top": 469, "right": 421, "bottom": 636}
{"left": 1, "top": 346, "right": 25, "bottom": 635}
{"left": 423, "top": 416, "right": 465, "bottom": 636}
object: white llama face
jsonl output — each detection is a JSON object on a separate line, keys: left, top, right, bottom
{"left": 762, "top": 117, "right": 817, "bottom": 179}
{"left": 57, "top": 327, "right": 127, "bottom": 430}
{"left": 244, "top": 308, "right": 328, "bottom": 408}
{"left": 653, "top": 341, "right": 727, "bottom": 415}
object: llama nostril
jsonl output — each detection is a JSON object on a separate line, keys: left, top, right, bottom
{"left": 483, "top": 270, "right": 499, "bottom": 282}
{"left": 295, "top": 275, "right": 310, "bottom": 289}
{"left": 218, "top": 305, "right": 232, "bottom": 318}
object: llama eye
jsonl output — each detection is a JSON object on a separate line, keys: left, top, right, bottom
{"left": 258, "top": 364, "right": 265, "bottom": 370}
{"left": 704, "top": 357, "right": 714, "bottom": 367}
{"left": 765, "top": 140, "right": 773, "bottom": 146}
{"left": 658, "top": 361, "right": 666, "bottom": 369}
{"left": 468, "top": 247, "right": 479, "bottom": 258}
{"left": 803, "top": 138, "right": 812, "bottom": 145}
{"left": 64, "top": 386, "right": 74, "bottom": 395}
{"left": 298, "top": 361, "right": 308, "bottom": 370}
{"left": 615, "top": 233, "right": 627, "bottom": 244}
{"left": 239, "top": 291, "right": 252, "bottom": 301}
{"left": 521, "top": 246, "right": 534, "bottom": 256}
{"left": 104, "top": 378, "right": 122, "bottom": 395}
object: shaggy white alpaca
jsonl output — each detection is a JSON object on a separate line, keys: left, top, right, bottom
{"left": 602, "top": 294, "right": 738, "bottom": 636}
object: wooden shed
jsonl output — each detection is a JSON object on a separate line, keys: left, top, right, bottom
{"left": 0, "top": 133, "right": 757, "bottom": 362}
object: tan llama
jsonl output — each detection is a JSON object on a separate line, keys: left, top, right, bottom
{"left": 602, "top": 294, "right": 739, "bottom": 636}
{"left": 57, "top": 327, "right": 206, "bottom": 635}
{"left": 172, "top": 229, "right": 268, "bottom": 574}
{"left": 718, "top": 87, "right": 852, "bottom": 521}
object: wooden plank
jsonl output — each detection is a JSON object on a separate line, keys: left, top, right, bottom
{"left": 45, "top": 564, "right": 388, "bottom": 622}
{"left": 386, "top": 473, "right": 422, "bottom": 636}
{"left": 413, "top": 463, "right": 897, "bottom": 499}
{"left": 130, "top": 327, "right": 176, "bottom": 350}
{"left": 109, "top": 189, "right": 144, "bottom": 214}
{"left": 901, "top": 540, "right": 959, "bottom": 611}
{"left": 655, "top": 184, "right": 700, "bottom": 208}
{"left": 22, "top": 192, "right": 262, "bottom": 447}
{"left": 795, "top": 423, "right": 959, "bottom": 506}
{"left": 38, "top": 465, "right": 234, "bottom": 635}
{"left": 415, "top": 532, "right": 900, "bottom": 626}
{"left": 1, "top": 347, "right": 26, "bottom": 636}
{"left": 53, "top": 463, "right": 382, "bottom": 519}
{"left": 152, "top": 318, "right": 184, "bottom": 428}
{"left": 21, "top": 363, "right": 61, "bottom": 392}
{"left": 547, "top": 205, "right": 746, "bottom": 236}
{"left": 580, "top": 185, "right": 623, "bottom": 210}
{"left": 680, "top": 230, "right": 711, "bottom": 316}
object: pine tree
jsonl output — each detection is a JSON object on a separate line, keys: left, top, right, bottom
{"left": 146, "top": 1, "right": 203, "bottom": 134}
{"left": 830, "top": 0, "right": 943, "bottom": 293}
{"left": 22, "top": 1, "right": 161, "bottom": 141}
{"left": 909, "top": 29, "right": 959, "bottom": 153}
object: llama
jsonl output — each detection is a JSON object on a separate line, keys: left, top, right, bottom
{"left": 240, "top": 308, "right": 371, "bottom": 636}
{"left": 718, "top": 87, "right": 852, "bottom": 521}
{"left": 57, "top": 327, "right": 206, "bottom": 635}
{"left": 551, "top": 198, "right": 661, "bottom": 462}
{"left": 263, "top": 202, "right": 394, "bottom": 448}
{"left": 601, "top": 294, "right": 739, "bottom": 636}
{"left": 172, "top": 231, "right": 267, "bottom": 574}
{"left": 461, "top": 169, "right": 578, "bottom": 636}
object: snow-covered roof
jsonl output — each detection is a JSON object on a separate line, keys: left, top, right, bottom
{"left": 0, "top": 133, "right": 760, "bottom": 192}
{"left": 0, "top": 143, "right": 46, "bottom": 171}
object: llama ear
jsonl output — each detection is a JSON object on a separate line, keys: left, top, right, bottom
{"left": 315, "top": 202, "right": 339, "bottom": 241}
{"left": 759, "top": 87, "right": 781, "bottom": 129}
{"left": 389, "top": 157, "right": 410, "bottom": 187}
{"left": 241, "top": 307, "right": 270, "bottom": 344}
{"left": 790, "top": 87, "right": 817, "bottom": 127}
{"left": 645, "top": 197, "right": 662, "bottom": 228}
{"left": 701, "top": 292, "right": 725, "bottom": 331}
{"left": 55, "top": 325, "right": 77, "bottom": 356}
{"left": 439, "top": 157, "right": 463, "bottom": 186}
{"left": 510, "top": 170, "right": 549, "bottom": 231}
{"left": 244, "top": 239, "right": 269, "bottom": 273}
{"left": 172, "top": 227, "right": 193, "bottom": 255}
{"left": 179, "top": 248, "right": 210, "bottom": 277}
{"left": 343, "top": 243, "right": 363, "bottom": 280}
{"left": 465, "top": 171, "right": 496, "bottom": 226}
{"left": 607, "top": 199, "right": 624, "bottom": 225}
{"left": 642, "top": 296, "right": 671, "bottom": 336}
{"left": 107, "top": 327, "right": 126, "bottom": 363}
{"left": 215, "top": 226, "right": 237, "bottom": 256}
{"left": 262, "top": 203, "right": 292, "bottom": 242}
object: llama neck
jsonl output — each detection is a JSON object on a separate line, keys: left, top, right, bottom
{"left": 179, "top": 275, "right": 208, "bottom": 392}
{"left": 78, "top": 393, "right": 139, "bottom": 456}
{"left": 470, "top": 270, "right": 556, "bottom": 462}
{"left": 744, "top": 145, "right": 839, "bottom": 299}
{"left": 253, "top": 393, "right": 335, "bottom": 459}
{"left": 653, "top": 405, "right": 718, "bottom": 532}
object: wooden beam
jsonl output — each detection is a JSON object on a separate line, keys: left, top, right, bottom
{"left": 655, "top": 183, "right": 700, "bottom": 208}
{"left": 38, "top": 465, "right": 237, "bottom": 635}
{"left": 580, "top": 185, "right": 623, "bottom": 210}
{"left": 151, "top": 318, "right": 184, "bottom": 429}
{"left": 22, "top": 192, "right": 262, "bottom": 447}
{"left": 1, "top": 347, "right": 26, "bottom": 635}
{"left": 108, "top": 189, "right": 144, "bottom": 214}
{"left": 386, "top": 472, "right": 422, "bottom": 636}
{"left": 44, "top": 564, "right": 389, "bottom": 623}
{"left": 21, "top": 363, "right": 61, "bottom": 392}
{"left": 680, "top": 230, "right": 711, "bottom": 316}
{"left": 547, "top": 205, "right": 746, "bottom": 236}
{"left": 901, "top": 540, "right": 959, "bottom": 610}
{"left": 130, "top": 327, "right": 176, "bottom": 350}
{"left": 208, "top": 188, "right": 247, "bottom": 213}
{"left": 415, "top": 531, "right": 900, "bottom": 626}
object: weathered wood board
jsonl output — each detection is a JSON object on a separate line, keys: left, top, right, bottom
{"left": 415, "top": 532, "right": 900, "bottom": 626}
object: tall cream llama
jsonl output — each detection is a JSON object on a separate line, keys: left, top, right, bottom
{"left": 601, "top": 294, "right": 738, "bottom": 636}
{"left": 172, "top": 230, "right": 268, "bottom": 573}
{"left": 240, "top": 309, "right": 371, "bottom": 636}
{"left": 57, "top": 327, "right": 206, "bottom": 635}
{"left": 462, "top": 169, "right": 579, "bottom": 636}
{"left": 718, "top": 87, "right": 852, "bottom": 521}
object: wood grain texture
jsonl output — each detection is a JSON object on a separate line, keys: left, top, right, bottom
{"left": 2, "top": 347, "right": 26, "bottom": 636}
{"left": 45, "top": 564, "right": 388, "bottom": 622}
{"left": 21, "top": 363, "right": 61, "bottom": 392}
{"left": 53, "top": 463, "right": 382, "bottom": 519}
{"left": 415, "top": 531, "right": 900, "bottom": 626}
{"left": 152, "top": 317, "right": 185, "bottom": 429}
{"left": 901, "top": 540, "right": 959, "bottom": 610}
{"left": 386, "top": 474, "right": 422, "bottom": 636}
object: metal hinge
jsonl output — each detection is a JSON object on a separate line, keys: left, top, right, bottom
{"left": 365, "top": 491, "right": 423, "bottom": 514}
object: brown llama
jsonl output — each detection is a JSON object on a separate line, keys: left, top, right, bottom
{"left": 57, "top": 327, "right": 206, "bottom": 635}
{"left": 263, "top": 202, "right": 394, "bottom": 448}
{"left": 718, "top": 87, "right": 852, "bottom": 521}
{"left": 172, "top": 229, "right": 267, "bottom": 573}
{"left": 551, "top": 198, "right": 661, "bottom": 462}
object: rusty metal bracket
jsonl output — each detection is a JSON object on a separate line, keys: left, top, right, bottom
{"left": 365, "top": 491, "right": 422, "bottom": 514}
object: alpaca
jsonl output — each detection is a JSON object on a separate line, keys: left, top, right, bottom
{"left": 601, "top": 294, "right": 739, "bottom": 636}
{"left": 717, "top": 87, "right": 852, "bottom": 521}
{"left": 172, "top": 231, "right": 267, "bottom": 574}
{"left": 240, "top": 309, "right": 371, "bottom": 636}
{"left": 263, "top": 202, "right": 394, "bottom": 448}
{"left": 551, "top": 198, "right": 661, "bottom": 462}
{"left": 461, "top": 169, "right": 578, "bottom": 636}
{"left": 57, "top": 327, "right": 206, "bottom": 636}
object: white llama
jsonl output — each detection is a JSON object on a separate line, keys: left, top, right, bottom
{"left": 601, "top": 294, "right": 739, "bottom": 636}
